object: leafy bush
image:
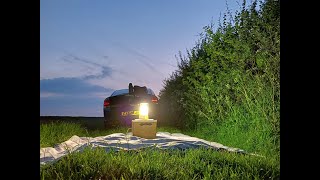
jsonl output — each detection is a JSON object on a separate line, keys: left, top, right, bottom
{"left": 158, "top": 0, "right": 280, "bottom": 155}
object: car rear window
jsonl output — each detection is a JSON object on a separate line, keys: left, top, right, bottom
{"left": 110, "top": 88, "right": 154, "bottom": 97}
{"left": 111, "top": 89, "right": 128, "bottom": 97}
{"left": 147, "top": 88, "right": 155, "bottom": 95}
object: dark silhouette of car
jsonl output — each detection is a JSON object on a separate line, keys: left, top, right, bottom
{"left": 103, "top": 83, "right": 158, "bottom": 128}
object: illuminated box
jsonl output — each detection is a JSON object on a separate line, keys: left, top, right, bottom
{"left": 132, "top": 119, "right": 157, "bottom": 139}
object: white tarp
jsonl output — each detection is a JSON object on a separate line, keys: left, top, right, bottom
{"left": 40, "top": 132, "right": 253, "bottom": 165}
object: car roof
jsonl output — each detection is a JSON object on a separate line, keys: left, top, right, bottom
{"left": 110, "top": 88, "right": 155, "bottom": 97}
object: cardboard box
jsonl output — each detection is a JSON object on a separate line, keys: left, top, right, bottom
{"left": 132, "top": 119, "right": 157, "bottom": 139}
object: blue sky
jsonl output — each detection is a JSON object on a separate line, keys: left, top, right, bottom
{"left": 40, "top": 0, "right": 240, "bottom": 117}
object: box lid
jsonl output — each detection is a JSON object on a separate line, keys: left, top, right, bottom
{"left": 132, "top": 119, "right": 157, "bottom": 122}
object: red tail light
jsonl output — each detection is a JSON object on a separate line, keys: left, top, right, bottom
{"left": 104, "top": 99, "right": 110, "bottom": 107}
{"left": 151, "top": 95, "right": 158, "bottom": 103}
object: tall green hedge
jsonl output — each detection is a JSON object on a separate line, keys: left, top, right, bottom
{"left": 158, "top": 0, "right": 280, "bottom": 148}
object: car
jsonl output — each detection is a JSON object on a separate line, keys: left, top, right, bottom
{"left": 103, "top": 83, "right": 159, "bottom": 128}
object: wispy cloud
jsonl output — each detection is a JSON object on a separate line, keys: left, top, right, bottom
{"left": 40, "top": 50, "right": 112, "bottom": 80}
{"left": 111, "top": 41, "right": 165, "bottom": 76}
{"left": 40, "top": 96, "right": 104, "bottom": 117}
{"left": 61, "top": 53, "right": 113, "bottom": 79}
{"left": 40, "top": 77, "right": 113, "bottom": 97}
{"left": 40, "top": 92, "right": 64, "bottom": 98}
{"left": 40, "top": 77, "right": 115, "bottom": 116}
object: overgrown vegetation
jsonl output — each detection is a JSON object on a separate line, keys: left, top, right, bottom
{"left": 158, "top": 0, "right": 279, "bottom": 158}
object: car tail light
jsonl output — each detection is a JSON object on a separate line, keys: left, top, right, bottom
{"left": 104, "top": 99, "right": 110, "bottom": 108}
{"left": 151, "top": 95, "right": 158, "bottom": 103}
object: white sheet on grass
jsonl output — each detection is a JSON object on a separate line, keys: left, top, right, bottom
{"left": 40, "top": 132, "right": 252, "bottom": 165}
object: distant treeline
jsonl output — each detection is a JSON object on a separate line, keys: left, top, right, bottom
{"left": 40, "top": 116, "right": 103, "bottom": 122}
{"left": 158, "top": 0, "right": 279, "bottom": 154}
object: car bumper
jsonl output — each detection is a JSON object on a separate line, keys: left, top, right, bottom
{"left": 104, "top": 104, "right": 158, "bottom": 126}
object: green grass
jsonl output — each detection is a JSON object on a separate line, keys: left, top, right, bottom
{"left": 41, "top": 122, "right": 86, "bottom": 148}
{"left": 40, "top": 121, "right": 182, "bottom": 148}
{"left": 41, "top": 146, "right": 279, "bottom": 180}
{"left": 40, "top": 122, "right": 279, "bottom": 179}
{"left": 182, "top": 103, "right": 279, "bottom": 159}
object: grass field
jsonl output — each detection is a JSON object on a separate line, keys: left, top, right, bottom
{"left": 40, "top": 120, "right": 279, "bottom": 179}
{"left": 40, "top": 120, "right": 182, "bottom": 148}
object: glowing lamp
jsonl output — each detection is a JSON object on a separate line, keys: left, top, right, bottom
{"left": 139, "top": 103, "right": 149, "bottom": 119}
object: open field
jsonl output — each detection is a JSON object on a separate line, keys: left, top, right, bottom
{"left": 40, "top": 119, "right": 279, "bottom": 179}
{"left": 40, "top": 116, "right": 105, "bottom": 130}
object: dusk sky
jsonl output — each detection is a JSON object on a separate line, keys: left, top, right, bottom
{"left": 40, "top": 0, "right": 240, "bottom": 117}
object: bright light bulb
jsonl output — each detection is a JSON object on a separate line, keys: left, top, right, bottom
{"left": 139, "top": 103, "right": 149, "bottom": 119}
